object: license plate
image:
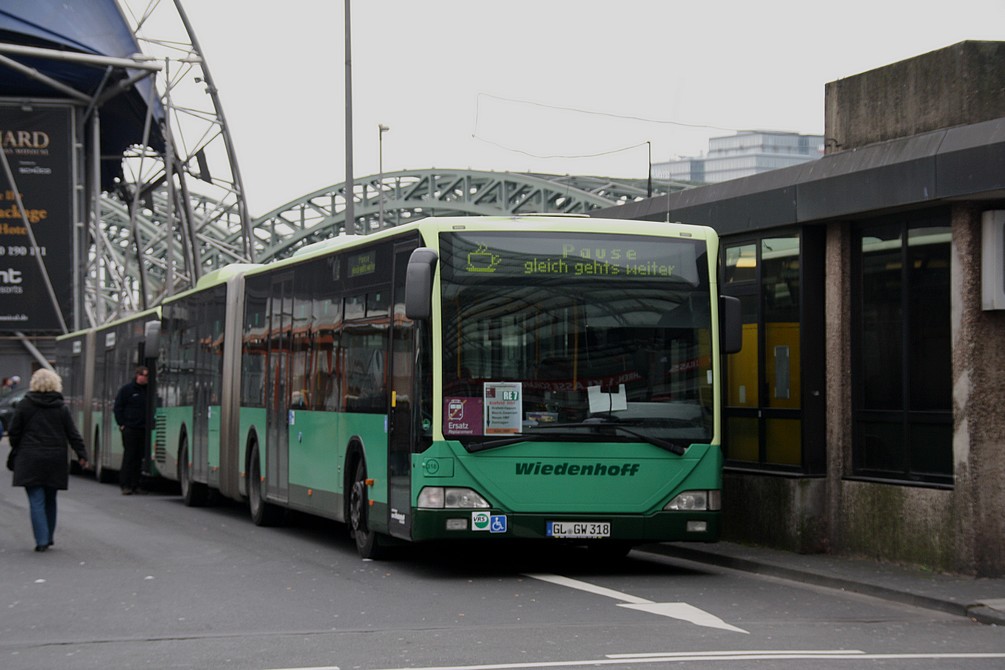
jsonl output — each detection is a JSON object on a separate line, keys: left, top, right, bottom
{"left": 546, "top": 521, "right": 611, "bottom": 539}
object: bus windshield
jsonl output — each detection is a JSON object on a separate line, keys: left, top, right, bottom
{"left": 439, "top": 230, "right": 714, "bottom": 448}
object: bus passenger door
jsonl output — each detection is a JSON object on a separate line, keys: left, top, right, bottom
{"left": 265, "top": 274, "right": 292, "bottom": 504}
{"left": 191, "top": 297, "right": 211, "bottom": 485}
{"left": 97, "top": 333, "right": 116, "bottom": 475}
{"left": 388, "top": 245, "right": 417, "bottom": 539}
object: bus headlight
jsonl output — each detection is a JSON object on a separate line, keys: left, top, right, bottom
{"left": 664, "top": 490, "right": 721, "bottom": 511}
{"left": 417, "top": 487, "right": 490, "bottom": 509}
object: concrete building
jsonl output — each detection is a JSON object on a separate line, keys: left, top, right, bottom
{"left": 599, "top": 41, "right": 1005, "bottom": 577}
{"left": 653, "top": 131, "right": 824, "bottom": 184}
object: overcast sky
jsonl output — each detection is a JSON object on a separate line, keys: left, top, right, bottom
{"left": 172, "top": 1, "right": 1003, "bottom": 216}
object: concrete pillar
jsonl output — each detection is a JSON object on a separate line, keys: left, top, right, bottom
{"left": 951, "top": 204, "right": 1005, "bottom": 575}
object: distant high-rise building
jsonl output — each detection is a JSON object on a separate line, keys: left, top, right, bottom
{"left": 653, "top": 130, "right": 824, "bottom": 184}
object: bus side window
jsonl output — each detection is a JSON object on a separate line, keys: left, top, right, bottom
{"left": 343, "top": 292, "right": 389, "bottom": 413}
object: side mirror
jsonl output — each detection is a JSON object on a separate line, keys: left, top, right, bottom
{"left": 144, "top": 320, "right": 161, "bottom": 359}
{"left": 405, "top": 247, "right": 438, "bottom": 320}
{"left": 721, "top": 295, "right": 742, "bottom": 354}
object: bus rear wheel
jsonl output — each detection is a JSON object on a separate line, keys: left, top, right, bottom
{"left": 349, "top": 459, "right": 386, "bottom": 560}
{"left": 179, "top": 436, "right": 209, "bottom": 507}
{"left": 248, "top": 443, "right": 283, "bottom": 526}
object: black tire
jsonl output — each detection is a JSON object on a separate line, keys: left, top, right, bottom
{"left": 179, "top": 436, "right": 209, "bottom": 507}
{"left": 348, "top": 459, "right": 386, "bottom": 559}
{"left": 248, "top": 443, "right": 283, "bottom": 526}
{"left": 94, "top": 435, "right": 115, "bottom": 484}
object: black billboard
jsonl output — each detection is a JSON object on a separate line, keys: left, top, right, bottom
{"left": 0, "top": 104, "right": 75, "bottom": 332}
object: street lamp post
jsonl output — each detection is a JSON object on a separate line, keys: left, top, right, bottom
{"left": 646, "top": 140, "right": 653, "bottom": 198}
{"left": 378, "top": 124, "right": 390, "bottom": 228}
{"left": 344, "top": 0, "right": 355, "bottom": 232}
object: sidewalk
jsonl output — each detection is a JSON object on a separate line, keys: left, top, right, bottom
{"left": 647, "top": 541, "right": 1005, "bottom": 626}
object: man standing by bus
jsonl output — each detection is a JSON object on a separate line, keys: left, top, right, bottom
{"left": 114, "top": 366, "right": 149, "bottom": 495}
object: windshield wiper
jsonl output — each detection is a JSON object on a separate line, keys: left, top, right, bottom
{"left": 526, "top": 419, "right": 689, "bottom": 456}
{"left": 466, "top": 434, "right": 547, "bottom": 453}
{"left": 465, "top": 419, "right": 691, "bottom": 455}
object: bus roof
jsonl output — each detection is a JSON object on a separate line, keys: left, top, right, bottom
{"left": 247, "top": 216, "right": 717, "bottom": 276}
{"left": 93, "top": 306, "right": 160, "bottom": 333}
{"left": 290, "top": 235, "right": 366, "bottom": 258}
{"left": 61, "top": 216, "right": 718, "bottom": 339}
{"left": 194, "top": 263, "right": 263, "bottom": 290}
{"left": 413, "top": 215, "right": 716, "bottom": 240}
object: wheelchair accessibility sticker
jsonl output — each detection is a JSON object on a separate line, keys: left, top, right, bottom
{"left": 472, "top": 512, "right": 508, "bottom": 533}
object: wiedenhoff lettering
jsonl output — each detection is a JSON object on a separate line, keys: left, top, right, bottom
{"left": 515, "top": 461, "right": 641, "bottom": 477}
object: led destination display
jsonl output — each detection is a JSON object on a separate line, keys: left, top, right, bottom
{"left": 441, "top": 231, "right": 705, "bottom": 285}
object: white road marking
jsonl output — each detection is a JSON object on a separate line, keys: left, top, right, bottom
{"left": 617, "top": 602, "right": 748, "bottom": 633}
{"left": 524, "top": 573, "right": 651, "bottom": 604}
{"left": 607, "top": 650, "right": 862, "bottom": 658}
{"left": 525, "top": 572, "right": 748, "bottom": 633}
{"left": 359, "top": 650, "right": 1005, "bottom": 670}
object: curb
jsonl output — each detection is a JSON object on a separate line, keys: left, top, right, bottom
{"left": 967, "top": 605, "right": 1005, "bottom": 626}
{"left": 644, "top": 544, "right": 1005, "bottom": 626}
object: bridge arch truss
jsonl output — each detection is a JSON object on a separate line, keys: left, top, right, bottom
{"left": 245, "top": 169, "right": 688, "bottom": 263}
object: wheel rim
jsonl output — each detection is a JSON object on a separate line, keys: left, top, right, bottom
{"left": 179, "top": 443, "right": 190, "bottom": 497}
{"left": 350, "top": 479, "right": 366, "bottom": 534}
{"left": 249, "top": 449, "right": 261, "bottom": 514}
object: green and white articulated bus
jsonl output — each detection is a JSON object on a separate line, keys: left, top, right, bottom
{"left": 62, "top": 216, "right": 742, "bottom": 559}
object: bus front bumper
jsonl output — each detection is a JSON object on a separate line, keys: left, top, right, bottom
{"left": 410, "top": 509, "right": 720, "bottom": 544}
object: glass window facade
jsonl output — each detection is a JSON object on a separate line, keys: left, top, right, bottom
{"left": 852, "top": 216, "right": 953, "bottom": 485}
{"left": 723, "top": 234, "right": 809, "bottom": 469}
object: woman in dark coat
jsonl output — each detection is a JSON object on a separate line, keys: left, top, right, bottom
{"left": 9, "top": 368, "right": 89, "bottom": 552}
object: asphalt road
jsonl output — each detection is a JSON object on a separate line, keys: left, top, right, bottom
{"left": 2, "top": 445, "right": 1004, "bottom": 670}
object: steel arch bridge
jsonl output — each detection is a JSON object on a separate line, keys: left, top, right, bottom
{"left": 245, "top": 169, "right": 690, "bottom": 263}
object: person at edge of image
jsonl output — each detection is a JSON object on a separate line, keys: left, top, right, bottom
{"left": 114, "top": 366, "right": 149, "bottom": 496}
{"left": 2, "top": 374, "right": 20, "bottom": 395}
{"left": 8, "top": 368, "right": 89, "bottom": 553}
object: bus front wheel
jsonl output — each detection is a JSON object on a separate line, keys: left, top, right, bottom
{"left": 349, "top": 459, "right": 386, "bottom": 560}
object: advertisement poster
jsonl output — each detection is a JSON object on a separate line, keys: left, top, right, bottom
{"left": 0, "top": 104, "right": 75, "bottom": 332}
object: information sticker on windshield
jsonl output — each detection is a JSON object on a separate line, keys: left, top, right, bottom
{"left": 444, "top": 397, "right": 483, "bottom": 436}
{"left": 546, "top": 521, "right": 611, "bottom": 539}
{"left": 483, "top": 382, "right": 522, "bottom": 435}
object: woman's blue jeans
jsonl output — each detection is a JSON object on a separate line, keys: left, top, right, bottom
{"left": 25, "top": 485, "right": 57, "bottom": 548}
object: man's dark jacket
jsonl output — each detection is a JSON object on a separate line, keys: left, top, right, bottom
{"left": 114, "top": 380, "right": 147, "bottom": 429}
